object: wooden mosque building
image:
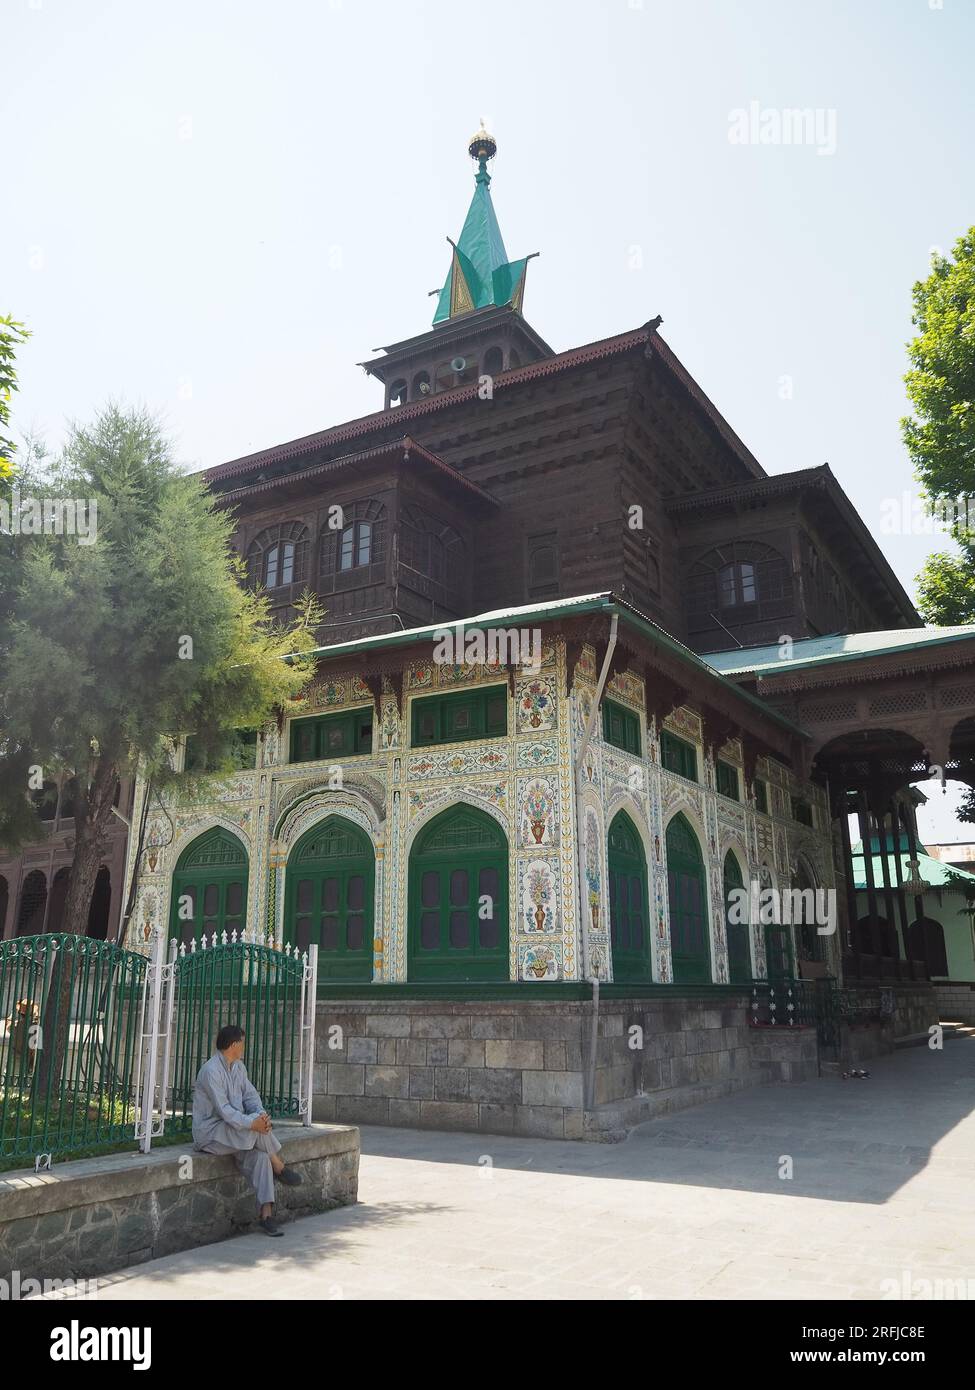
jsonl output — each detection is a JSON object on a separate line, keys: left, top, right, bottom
{"left": 122, "top": 127, "right": 975, "bottom": 1137}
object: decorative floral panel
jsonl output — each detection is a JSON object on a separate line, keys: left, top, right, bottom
{"left": 519, "top": 775, "right": 558, "bottom": 846}
{"left": 517, "top": 676, "right": 557, "bottom": 733}
{"left": 519, "top": 857, "right": 560, "bottom": 934}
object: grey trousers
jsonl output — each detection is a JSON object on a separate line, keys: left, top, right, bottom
{"left": 201, "top": 1130, "right": 282, "bottom": 1208}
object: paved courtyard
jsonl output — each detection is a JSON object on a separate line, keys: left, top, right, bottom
{"left": 53, "top": 1036, "right": 975, "bottom": 1300}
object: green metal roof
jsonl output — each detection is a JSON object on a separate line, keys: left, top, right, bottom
{"left": 703, "top": 625, "right": 975, "bottom": 679}
{"left": 432, "top": 148, "right": 531, "bottom": 324}
{"left": 284, "top": 591, "right": 806, "bottom": 739}
{"left": 850, "top": 845, "right": 975, "bottom": 891}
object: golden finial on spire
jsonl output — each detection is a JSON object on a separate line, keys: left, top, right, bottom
{"left": 468, "top": 122, "right": 497, "bottom": 163}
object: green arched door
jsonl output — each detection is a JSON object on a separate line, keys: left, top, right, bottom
{"left": 608, "top": 811, "right": 652, "bottom": 983}
{"left": 408, "top": 805, "right": 508, "bottom": 981}
{"left": 762, "top": 868, "right": 794, "bottom": 980}
{"left": 723, "top": 851, "right": 752, "bottom": 983}
{"left": 284, "top": 816, "right": 374, "bottom": 980}
{"left": 666, "top": 814, "right": 712, "bottom": 984}
{"left": 170, "top": 828, "right": 248, "bottom": 944}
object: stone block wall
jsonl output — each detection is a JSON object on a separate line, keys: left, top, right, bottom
{"left": 933, "top": 982, "right": 975, "bottom": 1024}
{"left": 314, "top": 996, "right": 820, "bottom": 1140}
{"left": 0, "top": 1123, "right": 358, "bottom": 1284}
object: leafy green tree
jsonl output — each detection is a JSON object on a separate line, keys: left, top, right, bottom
{"left": 902, "top": 231, "right": 975, "bottom": 823}
{"left": 0, "top": 314, "right": 30, "bottom": 480}
{"left": 902, "top": 229, "right": 975, "bottom": 624}
{"left": 0, "top": 405, "right": 322, "bottom": 937}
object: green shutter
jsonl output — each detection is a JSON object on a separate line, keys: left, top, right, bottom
{"left": 408, "top": 805, "right": 508, "bottom": 981}
{"left": 723, "top": 852, "right": 751, "bottom": 983}
{"left": 716, "top": 760, "right": 740, "bottom": 801}
{"left": 410, "top": 685, "right": 508, "bottom": 748}
{"left": 284, "top": 815, "right": 374, "bottom": 981}
{"left": 661, "top": 732, "right": 698, "bottom": 783}
{"left": 602, "top": 698, "right": 641, "bottom": 756}
{"left": 290, "top": 708, "right": 373, "bottom": 763}
{"left": 608, "top": 811, "right": 651, "bottom": 983}
{"left": 170, "top": 828, "right": 249, "bottom": 944}
{"left": 666, "top": 814, "right": 711, "bottom": 983}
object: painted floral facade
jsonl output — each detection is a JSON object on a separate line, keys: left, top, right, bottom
{"left": 124, "top": 634, "right": 837, "bottom": 985}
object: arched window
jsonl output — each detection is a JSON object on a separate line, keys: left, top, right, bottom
{"left": 765, "top": 877, "right": 795, "bottom": 981}
{"left": 400, "top": 505, "right": 464, "bottom": 592}
{"left": 388, "top": 379, "right": 407, "bottom": 408}
{"left": 794, "top": 862, "right": 823, "bottom": 963}
{"left": 320, "top": 500, "right": 386, "bottom": 579}
{"left": 908, "top": 917, "right": 948, "bottom": 977}
{"left": 484, "top": 345, "right": 503, "bottom": 377}
{"left": 16, "top": 870, "right": 48, "bottom": 936}
{"left": 687, "top": 542, "right": 790, "bottom": 631}
{"left": 509, "top": 349, "right": 521, "bottom": 369}
{"left": 46, "top": 866, "right": 71, "bottom": 934}
{"left": 527, "top": 532, "right": 559, "bottom": 598}
{"left": 170, "top": 828, "right": 248, "bottom": 945}
{"left": 608, "top": 811, "right": 651, "bottom": 982}
{"left": 723, "top": 852, "right": 751, "bottom": 983}
{"left": 666, "top": 815, "right": 711, "bottom": 983}
{"left": 87, "top": 866, "right": 112, "bottom": 940}
{"left": 284, "top": 816, "right": 373, "bottom": 979}
{"left": 411, "top": 370, "right": 431, "bottom": 399}
{"left": 434, "top": 358, "right": 478, "bottom": 392}
{"left": 408, "top": 805, "right": 508, "bottom": 981}
{"left": 246, "top": 522, "right": 309, "bottom": 591}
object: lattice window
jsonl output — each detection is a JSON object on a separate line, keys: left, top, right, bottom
{"left": 418, "top": 811, "right": 505, "bottom": 853}
{"left": 16, "top": 870, "right": 48, "bottom": 935}
{"left": 666, "top": 813, "right": 703, "bottom": 862}
{"left": 805, "top": 700, "right": 857, "bottom": 722}
{"left": 941, "top": 685, "right": 975, "bottom": 709}
{"left": 609, "top": 815, "right": 640, "bottom": 857}
{"left": 296, "top": 820, "right": 371, "bottom": 862}
{"left": 399, "top": 504, "right": 464, "bottom": 593}
{"left": 179, "top": 829, "right": 247, "bottom": 869}
{"left": 868, "top": 691, "right": 927, "bottom": 717}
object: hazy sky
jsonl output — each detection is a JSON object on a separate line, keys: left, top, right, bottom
{"left": 5, "top": 0, "right": 973, "bottom": 837}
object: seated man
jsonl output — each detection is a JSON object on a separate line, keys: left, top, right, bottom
{"left": 192, "top": 1023, "right": 303, "bottom": 1237}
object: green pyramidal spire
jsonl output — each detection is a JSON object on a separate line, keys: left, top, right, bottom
{"left": 432, "top": 126, "right": 532, "bottom": 325}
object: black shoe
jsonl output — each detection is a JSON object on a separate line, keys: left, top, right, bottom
{"left": 277, "top": 1167, "right": 304, "bottom": 1187}
{"left": 260, "top": 1218, "right": 284, "bottom": 1237}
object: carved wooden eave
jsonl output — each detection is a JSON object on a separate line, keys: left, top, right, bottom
{"left": 749, "top": 642, "right": 975, "bottom": 697}
{"left": 557, "top": 611, "right": 799, "bottom": 768}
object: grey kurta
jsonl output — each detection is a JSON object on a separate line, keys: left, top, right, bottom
{"left": 192, "top": 1052, "right": 282, "bottom": 1208}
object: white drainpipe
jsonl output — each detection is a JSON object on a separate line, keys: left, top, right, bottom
{"left": 574, "top": 610, "right": 618, "bottom": 1111}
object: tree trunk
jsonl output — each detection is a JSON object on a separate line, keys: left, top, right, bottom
{"left": 35, "top": 756, "right": 120, "bottom": 1101}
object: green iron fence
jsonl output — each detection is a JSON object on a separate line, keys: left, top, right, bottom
{"left": 0, "top": 929, "right": 317, "bottom": 1168}
{"left": 162, "top": 931, "right": 316, "bottom": 1137}
{"left": 0, "top": 933, "right": 146, "bottom": 1165}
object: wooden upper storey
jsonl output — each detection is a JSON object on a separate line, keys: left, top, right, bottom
{"left": 207, "top": 313, "right": 919, "bottom": 649}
